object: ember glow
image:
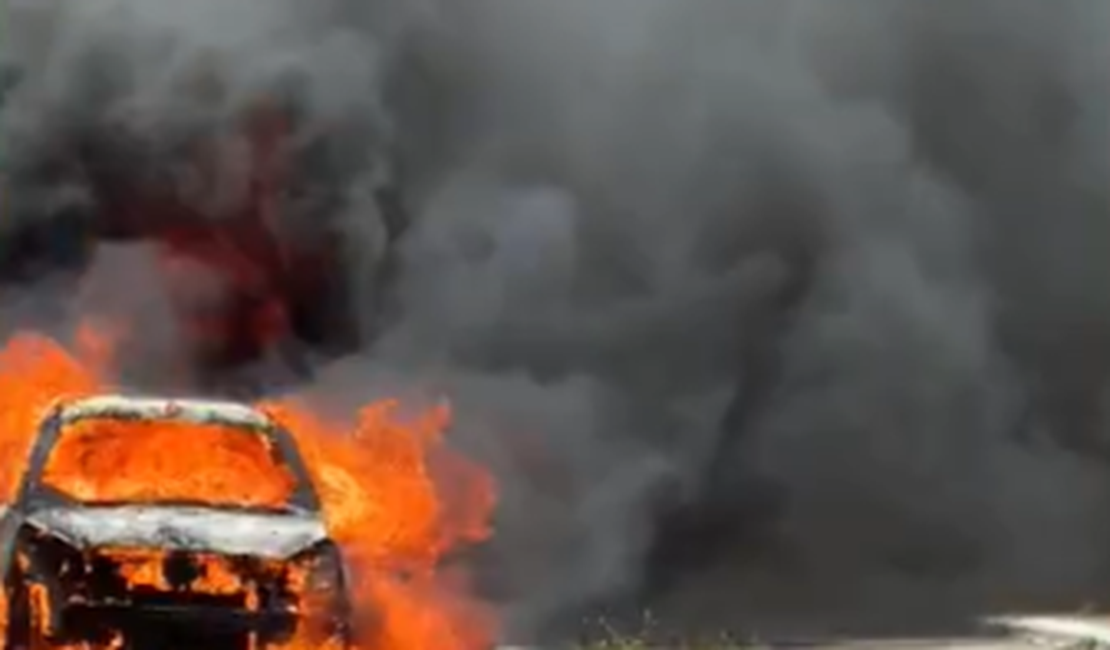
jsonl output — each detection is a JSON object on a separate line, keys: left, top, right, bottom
{"left": 0, "top": 323, "right": 499, "bottom": 649}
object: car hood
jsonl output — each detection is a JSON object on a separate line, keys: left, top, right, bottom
{"left": 25, "top": 505, "right": 329, "bottom": 560}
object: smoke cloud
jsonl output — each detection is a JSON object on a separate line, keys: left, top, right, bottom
{"left": 5, "top": 0, "right": 1110, "bottom": 643}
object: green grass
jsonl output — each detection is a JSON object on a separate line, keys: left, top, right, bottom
{"left": 576, "top": 636, "right": 763, "bottom": 649}
{"left": 571, "top": 613, "right": 766, "bottom": 649}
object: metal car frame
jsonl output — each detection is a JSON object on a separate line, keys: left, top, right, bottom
{"left": 9, "top": 396, "right": 322, "bottom": 517}
{"left": 0, "top": 395, "right": 344, "bottom": 650}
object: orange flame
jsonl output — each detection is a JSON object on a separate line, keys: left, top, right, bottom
{"left": 0, "top": 322, "right": 499, "bottom": 650}
{"left": 42, "top": 419, "right": 299, "bottom": 509}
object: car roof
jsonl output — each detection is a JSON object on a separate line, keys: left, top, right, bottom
{"left": 54, "top": 394, "right": 274, "bottom": 431}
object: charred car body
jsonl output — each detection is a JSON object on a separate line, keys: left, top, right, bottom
{"left": 0, "top": 395, "right": 352, "bottom": 650}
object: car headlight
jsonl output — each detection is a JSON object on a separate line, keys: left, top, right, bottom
{"left": 287, "top": 541, "right": 351, "bottom": 641}
{"left": 288, "top": 542, "right": 346, "bottom": 599}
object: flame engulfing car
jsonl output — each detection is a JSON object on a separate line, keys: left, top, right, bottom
{"left": 0, "top": 395, "right": 353, "bottom": 650}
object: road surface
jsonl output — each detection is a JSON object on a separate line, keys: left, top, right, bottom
{"left": 496, "top": 614, "right": 1110, "bottom": 648}
{"left": 775, "top": 616, "right": 1110, "bottom": 648}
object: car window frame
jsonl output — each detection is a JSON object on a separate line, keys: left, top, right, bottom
{"left": 16, "top": 407, "right": 323, "bottom": 515}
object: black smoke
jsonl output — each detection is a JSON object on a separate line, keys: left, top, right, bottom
{"left": 4, "top": 0, "right": 1109, "bottom": 643}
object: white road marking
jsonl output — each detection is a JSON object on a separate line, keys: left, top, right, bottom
{"left": 987, "top": 615, "right": 1110, "bottom": 647}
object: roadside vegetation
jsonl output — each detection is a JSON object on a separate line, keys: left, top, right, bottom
{"left": 577, "top": 637, "right": 762, "bottom": 649}
{"left": 571, "top": 614, "right": 765, "bottom": 649}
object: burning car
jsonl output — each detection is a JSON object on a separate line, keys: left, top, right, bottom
{"left": 0, "top": 394, "right": 354, "bottom": 650}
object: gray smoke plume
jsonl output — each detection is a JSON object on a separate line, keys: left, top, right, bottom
{"left": 5, "top": 0, "right": 1110, "bottom": 643}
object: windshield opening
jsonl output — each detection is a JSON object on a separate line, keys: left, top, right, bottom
{"left": 40, "top": 417, "right": 300, "bottom": 512}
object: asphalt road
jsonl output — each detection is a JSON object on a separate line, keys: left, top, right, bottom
{"left": 493, "top": 615, "right": 1110, "bottom": 648}
{"left": 783, "top": 615, "right": 1110, "bottom": 648}
{"left": 740, "top": 616, "right": 1110, "bottom": 648}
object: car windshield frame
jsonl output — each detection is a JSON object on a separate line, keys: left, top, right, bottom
{"left": 18, "top": 405, "right": 322, "bottom": 515}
